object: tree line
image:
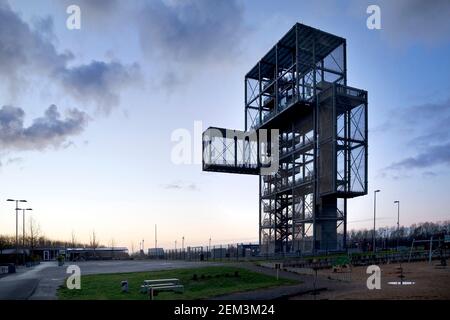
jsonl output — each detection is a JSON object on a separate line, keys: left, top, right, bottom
{"left": 1, "top": 219, "right": 448, "bottom": 253}
{"left": 347, "top": 220, "right": 449, "bottom": 249}
{"left": 0, "top": 216, "right": 105, "bottom": 253}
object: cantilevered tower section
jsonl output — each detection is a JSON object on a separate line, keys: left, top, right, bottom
{"left": 202, "top": 23, "right": 368, "bottom": 254}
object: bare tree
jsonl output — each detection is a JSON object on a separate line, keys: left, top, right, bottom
{"left": 28, "top": 217, "right": 41, "bottom": 257}
{"left": 110, "top": 238, "right": 116, "bottom": 259}
{"left": 0, "top": 236, "right": 4, "bottom": 255}
{"left": 90, "top": 230, "right": 99, "bottom": 258}
{"left": 71, "top": 230, "right": 77, "bottom": 248}
{"left": 89, "top": 230, "right": 98, "bottom": 248}
{"left": 0, "top": 235, "right": 12, "bottom": 254}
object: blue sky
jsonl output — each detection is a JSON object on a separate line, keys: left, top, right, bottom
{"left": 0, "top": 0, "right": 449, "bottom": 250}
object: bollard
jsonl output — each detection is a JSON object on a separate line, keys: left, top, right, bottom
{"left": 150, "top": 287, "right": 154, "bottom": 300}
{"left": 121, "top": 280, "right": 128, "bottom": 293}
{"left": 275, "top": 263, "right": 281, "bottom": 280}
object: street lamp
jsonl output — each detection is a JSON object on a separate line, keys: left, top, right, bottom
{"left": 373, "top": 190, "right": 380, "bottom": 254}
{"left": 208, "top": 237, "right": 212, "bottom": 261}
{"left": 394, "top": 200, "right": 400, "bottom": 250}
{"left": 21, "top": 208, "right": 32, "bottom": 265}
{"left": 7, "top": 199, "right": 27, "bottom": 265}
{"left": 182, "top": 236, "right": 185, "bottom": 259}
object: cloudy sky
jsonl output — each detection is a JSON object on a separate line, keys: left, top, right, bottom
{"left": 0, "top": 0, "right": 449, "bottom": 250}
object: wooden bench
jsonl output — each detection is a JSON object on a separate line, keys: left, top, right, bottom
{"left": 143, "top": 278, "right": 180, "bottom": 286}
{"left": 140, "top": 278, "right": 184, "bottom": 299}
{"left": 150, "top": 284, "right": 184, "bottom": 300}
{"left": 140, "top": 278, "right": 180, "bottom": 293}
{"left": 143, "top": 284, "right": 184, "bottom": 300}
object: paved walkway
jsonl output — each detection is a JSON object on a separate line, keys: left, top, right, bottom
{"left": 0, "top": 262, "right": 55, "bottom": 299}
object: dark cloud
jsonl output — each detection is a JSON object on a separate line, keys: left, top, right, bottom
{"left": 72, "top": 0, "right": 119, "bottom": 12}
{"left": 379, "top": 98, "right": 450, "bottom": 145}
{"left": 137, "top": 0, "right": 245, "bottom": 64}
{"left": 0, "top": 104, "right": 88, "bottom": 151}
{"left": 387, "top": 143, "right": 450, "bottom": 171}
{"left": 0, "top": 3, "right": 139, "bottom": 112}
{"left": 350, "top": 0, "right": 450, "bottom": 46}
{"left": 56, "top": 61, "right": 140, "bottom": 114}
{"left": 56, "top": 0, "right": 124, "bottom": 27}
{"left": 379, "top": 0, "right": 450, "bottom": 46}
{"left": 0, "top": 2, "right": 71, "bottom": 87}
{"left": 423, "top": 171, "right": 437, "bottom": 178}
{"left": 402, "top": 98, "right": 450, "bottom": 127}
{"left": 403, "top": 99, "right": 450, "bottom": 148}
{"left": 382, "top": 98, "right": 450, "bottom": 176}
{"left": 408, "top": 130, "right": 450, "bottom": 149}
{"left": 31, "top": 15, "right": 57, "bottom": 43}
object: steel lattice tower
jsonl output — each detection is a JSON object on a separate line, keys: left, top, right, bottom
{"left": 202, "top": 23, "right": 368, "bottom": 255}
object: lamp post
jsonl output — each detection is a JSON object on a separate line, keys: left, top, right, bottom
{"left": 6, "top": 199, "right": 27, "bottom": 265}
{"left": 373, "top": 190, "right": 380, "bottom": 254}
{"left": 208, "top": 237, "right": 212, "bottom": 260}
{"left": 182, "top": 236, "right": 185, "bottom": 260}
{"left": 394, "top": 200, "right": 400, "bottom": 250}
{"left": 22, "top": 208, "right": 32, "bottom": 265}
{"left": 154, "top": 224, "right": 157, "bottom": 250}
{"left": 154, "top": 224, "right": 158, "bottom": 259}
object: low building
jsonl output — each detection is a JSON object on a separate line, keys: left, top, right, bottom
{"left": 0, "top": 246, "right": 129, "bottom": 263}
{"left": 66, "top": 247, "right": 129, "bottom": 261}
{"left": 32, "top": 247, "right": 63, "bottom": 261}
{"left": 148, "top": 248, "right": 164, "bottom": 258}
{"left": 237, "top": 244, "right": 259, "bottom": 257}
{"left": 0, "top": 248, "right": 29, "bottom": 264}
{"left": 211, "top": 247, "right": 227, "bottom": 259}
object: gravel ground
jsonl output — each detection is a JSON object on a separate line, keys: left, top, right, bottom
{"left": 290, "top": 261, "right": 450, "bottom": 300}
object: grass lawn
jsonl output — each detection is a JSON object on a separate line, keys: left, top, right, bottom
{"left": 58, "top": 266, "right": 297, "bottom": 300}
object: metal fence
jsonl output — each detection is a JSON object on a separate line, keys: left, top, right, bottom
{"left": 153, "top": 243, "right": 259, "bottom": 261}
{"left": 146, "top": 236, "right": 450, "bottom": 264}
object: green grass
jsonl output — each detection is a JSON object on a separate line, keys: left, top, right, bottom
{"left": 57, "top": 266, "right": 297, "bottom": 300}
